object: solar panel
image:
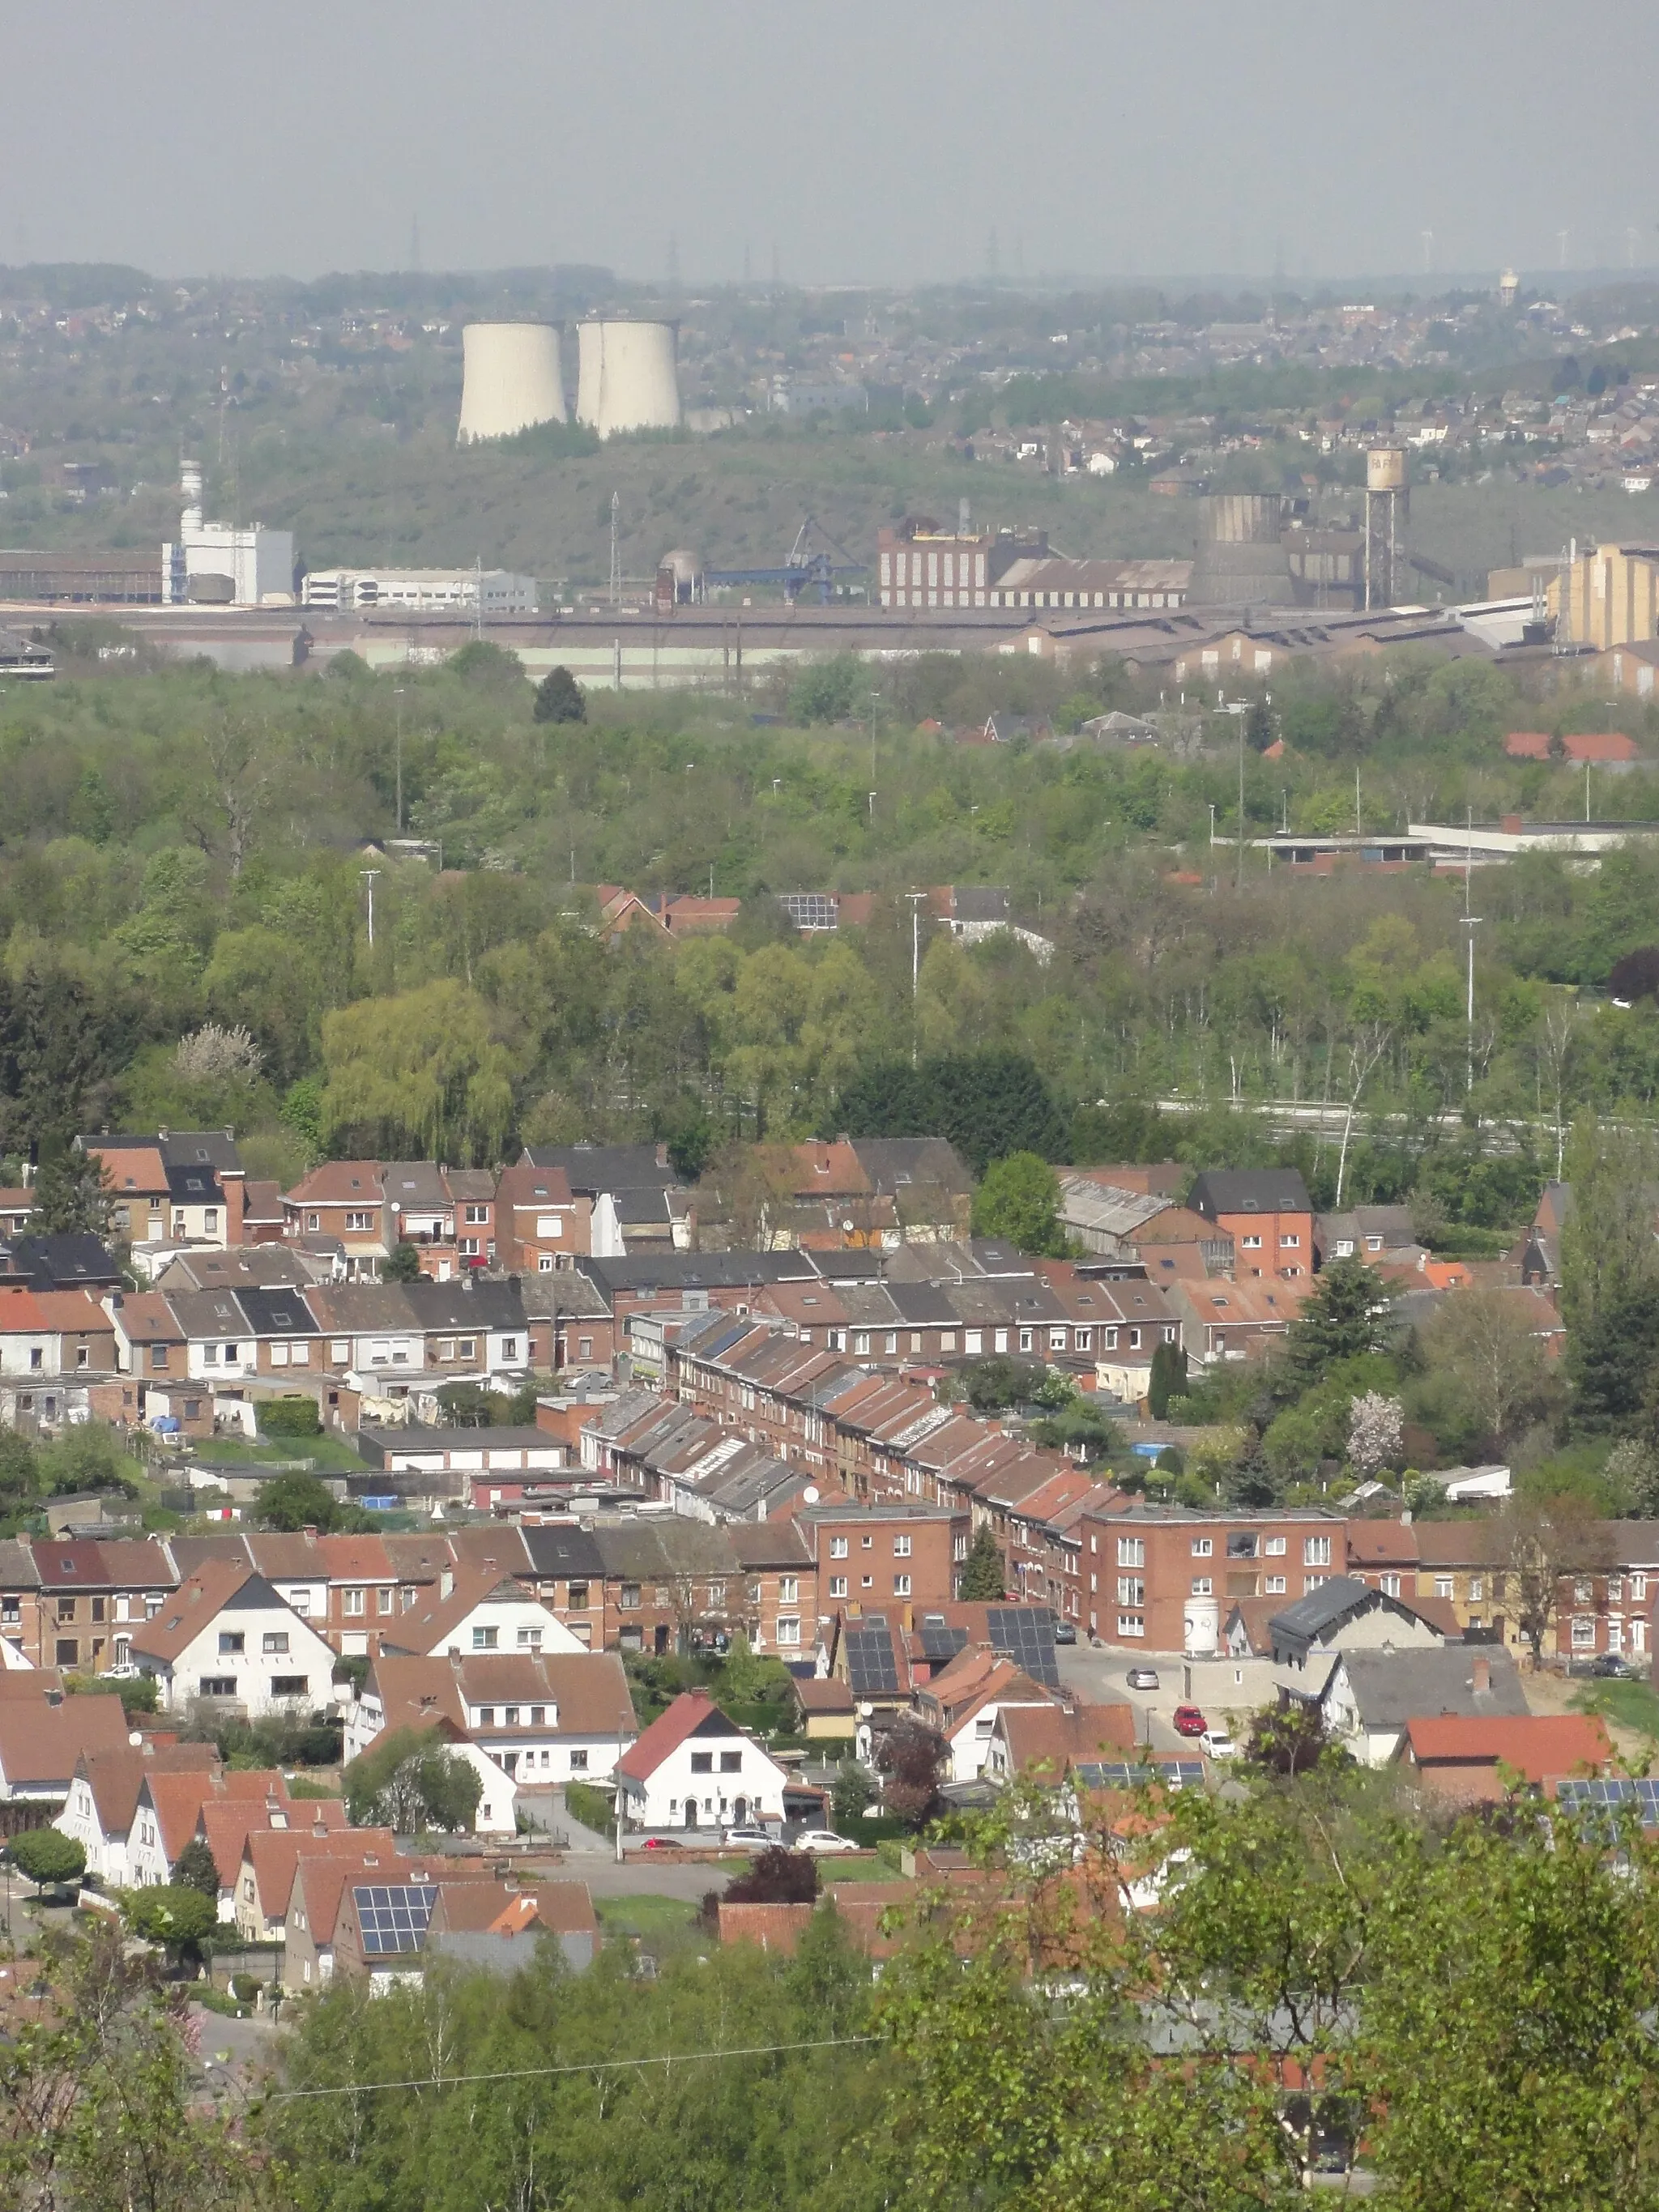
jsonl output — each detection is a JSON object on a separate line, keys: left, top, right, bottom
{"left": 917, "top": 1622, "right": 969, "bottom": 1665}
{"left": 1555, "top": 1778, "right": 1659, "bottom": 1818}
{"left": 353, "top": 1883, "right": 437, "bottom": 1955}
{"left": 843, "top": 1621, "right": 900, "bottom": 1697}
{"left": 987, "top": 1606, "right": 1062, "bottom": 1690}
{"left": 1073, "top": 1758, "right": 1206, "bottom": 1792}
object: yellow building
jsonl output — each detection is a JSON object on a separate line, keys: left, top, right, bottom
{"left": 1550, "top": 542, "right": 1659, "bottom": 649}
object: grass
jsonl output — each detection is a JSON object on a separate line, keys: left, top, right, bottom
{"left": 181, "top": 1436, "right": 366, "bottom": 1473}
{"left": 1572, "top": 1677, "right": 1659, "bottom": 1745}
{"left": 594, "top": 1895, "right": 704, "bottom": 1961}
{"left": 814, "top": 1856, "right": 903, "bottom": 1883}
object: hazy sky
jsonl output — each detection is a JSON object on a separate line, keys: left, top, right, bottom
{"left": 6, "top": 1, "right": 1657, "bottom": 286}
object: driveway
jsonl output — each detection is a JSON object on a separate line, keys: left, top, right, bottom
{"left": 1058, "top": 1644, "right": 1206, "bottom": 1752}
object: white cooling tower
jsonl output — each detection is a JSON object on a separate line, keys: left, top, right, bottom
{"left": 457, "top": 323, "right": 567, "bottom": 443}
{"left": 575, "top": 320, "right": 605, "bottom": 429}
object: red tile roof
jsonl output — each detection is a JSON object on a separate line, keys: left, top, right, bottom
{"left": 1405, "top": 1713, "right": 1611, "bottom": 1782}
{"left": 615, "top": 1689, "right": 733, "bottom": 1781}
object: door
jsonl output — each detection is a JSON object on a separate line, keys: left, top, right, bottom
{"left": 654, "top": 1624, "right": 670, "bottom": 1657}
{"left": 684, "top": 1798, "right": 698, "bottom": 1830}
{"left": 732, "top": 1796, "right": 748, "bottom": 1826}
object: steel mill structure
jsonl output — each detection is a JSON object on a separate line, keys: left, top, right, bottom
{"left": 456, "top": 323, "right": 567, "bottom": 443}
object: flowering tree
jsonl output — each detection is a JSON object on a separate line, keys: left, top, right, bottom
{"left": 1348, "top": 1391, "right": 1403, "bottom": 1479}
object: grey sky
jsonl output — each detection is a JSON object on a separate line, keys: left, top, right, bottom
{"left": 5, "top": 1, "right": 1657, "bottom": 285}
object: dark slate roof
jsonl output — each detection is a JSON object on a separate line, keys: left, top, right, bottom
{"left": 1267, "top": 1576, "right": 1427, "bottom": 1662}
{"left": 517, "top": 1524, "right": 607, "bottom": 1581}
{"left": 235, "top": 1287, "right": 319, "bottom": 1336}
{"left": 399, "top": 1279, "right": 526, "bottom": 1329}
{"left": 577, "top": 1253, "right": 813, "bottom": 1296}
{"left": 850, "top": 1137, "right": 974, "bottom": 1199}
{"left": 164, "top": 1161, "right": 224, "bottom": 1204}
{"left": 0, "top": 1234, "right": 122, "bottom": 1289}
{"left": 1188, "top": 1168, "right": 1311, "bottom": 1220}
{"left": 523, "top": 1144, "right": 676, "bottom": 1195}
{"left": 1328, "top": 1647, "right": 1528, "bottom": 1728}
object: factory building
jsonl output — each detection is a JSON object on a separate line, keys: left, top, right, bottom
{"left": 988, "top": 556, "right": 1191, "bottom": 612}
{"left": 877, "top": 520, "right": 1047, "bottom": 611}
{"left": 457, "top": 325, "right": 567, "bottom": 443}
{"left": 162, "top": 462, "right": 294, "bottom": 608}
{"left": 1550, "top": 543, "right": 1659, "bottom": 650}
{"left": 301, "top": 568, "right": 539, "bottom": 615}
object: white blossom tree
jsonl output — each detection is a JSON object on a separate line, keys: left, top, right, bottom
{"left": 1348, "top": 1390, "right": 1403, "bottom": 1479}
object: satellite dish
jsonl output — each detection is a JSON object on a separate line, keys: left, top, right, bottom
{"left": 841, "top": 1217, "right": 855, "bottom": 1234}
{"left": 803, "top": 1485, "right": 820, "bottom": 1503}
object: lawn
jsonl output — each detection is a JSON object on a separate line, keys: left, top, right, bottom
{"left": 182, "top": 1436, "right": 367, "bottom": 1474}
{"left": 1572, "top": 1677, "right": 1659, "bottom": 1743}
{"left": 594, "top": 1894, "right": 702, "bottom": 1944}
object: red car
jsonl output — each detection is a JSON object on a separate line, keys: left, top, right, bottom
{"left": 1173, "top": 1704, "right": 1207, "bottom": 1738}
{"left": 640, "top": 1835, "right": 684, "bottom": 1851}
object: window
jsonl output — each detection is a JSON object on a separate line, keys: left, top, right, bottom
{"left": 472, "top": 1626, "right": 499, "bottom": 1650}
{"left": 151, "top": 1345, "right": 169, "bottom": 1370}
{"left": 262, "top": 1631, "right": 289, "bottom": 1655}
{"left": 477, "top": 1707, "right": 496, "bottom": 1727}
{"left": 1050, "top": 1327, "right": 1068, "bottom": 1352}
{"left": 1608, "top": 1575, "right": 1624, "bottom": 1603}
{"left": 344, "top": 1210, "right": 374, "bottom": 1233}
{"left": 505, "top": 1706, "right": 520, "bottom": 1726}
{"left": 331, "top": 1341, "right": 349, "bottom": 1364}
{"left": 1574, "top": 1578, "right": 1595, "bottom": 1605}
{"left": 343, "top": 1589, "right": 365, "bottom": 1617}
{"left": 940, "top": 1332, "right": 956, "bottom": 1353}
{"left": 893, "top": 1575, "right": 911, "bottom": 1596}
{"left": 1572, "top": 1615, "right": 1597, "bottom": 1649}
{"left": 778, "top": 1576, "right": 799, "bottom": 1603}
{"left": 893, "top": 1534, "right": 911, "bottom": 1558}
{"left": 198, "top": 1673, "right": 239, "bottom": 1698}
{"left": 567, "top": 1580, "right": 591, "bottom": 1609}
{"left": 1240, "top": 1234, "right": 1262, "bottom": 1249}
{"left": 1190, "top": 1577, "right": 1213, "bottom": 1596}
{"left": 502, "top": 1337, "right": 520, "bottom": 1361}
{"left": 1264, "top": 1536, "right": 1286, "bottom": 1556}
{"left": 776, "top": 1617, "right": 800, "bottom": 1645}
{"left": 219, "top": 1632, "right": 245, "bottom": 1656}
{"left": 1116, "top": 1614, "right": 1145, "bottom": 1638}
{"left": 377, "top": 1587, "right": 393, "bottom": 1615}
{"left": 1380, "top": 1574, "right": 1401, "bottom": 1597}
{"left": 1075, "top": 1328, "right": 1092, "bottom": 1352}
{"left": 1636, "top": 1575, "right": 1648, "bottom": 1603}
{"left": 569, "top": 1750, "right": 588, "bottom": 1771}
{"left": 516, "top": 1626, "right": 543, "bottom": 1649}
{"left": 689, "top": 1751, "right": 714, "bottom": 1776}
{"left": 829, "top": 1576, "right": 847, "bottom": 1599}
{"left": 1116, "top": 1537, "right": 1145, "bottom": 1567}
{"left": 1280, "top": 1233, "right": 1300, "bottom": 1248}
{"left": 719, "top": 1750, "right": 742, "bottom": 1773}
{"left": 1019, "top": 1328, "right": 1034, "bottom": 1353}
{"left": 1191, "top": 1537, "right": 1213, "bottom": 1558}
{"left": 830, "top": 1536, "right": 849, "bottom": 1558}
{"left": 1227, "top": 1534, "right": 1258, "bottom": 1559}
{"left": 458, "top": 1339, "right": 476, "bottom": 1361}
{"left": 861, "top": 1535, "right": 874, "bottom": 1550}
{"left": 306, "top": 1213, "right": 321, "bottom": 1233}
{"left": 539, "top": 1255, "right": 555, "bottom": 1272}
{"left": 1265, "top": 1575, "right": 1287, "bottom": 1595}
{"left": 1303, "top": 1575, "right": 1328, "bottom": 1594}
{"left": 270, "top": 1676, "right": 308, "bottom": 1698}
{"left": 466, "top": 1204, "right": 489, "bottom": 1225}
{"left": 620, "top": 1583, "right": 641, "bottom": 1610}
{"left": 1468, "top": 1577, "right": 1484, "bottom": 1603}
{"left": 57, "top": 1596, "right": 76, "bottom": 1623}
{"left": 1303, "top": 1536, "right": 1332, "bottom": 1566}
{"left": 288, "top": 1588, "right": 312, "bottom": 1615}
{"left": 965, "top": 1331, "right": 983, "bottom": 1355}
{"left": 55, "top": 1638, "right": 78, "bottom": 1665}
{"left": 1117, "top": 1578, "right": 1145, "bottom": 1606}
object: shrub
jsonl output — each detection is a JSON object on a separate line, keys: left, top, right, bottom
{"left": 8, "top": 1829, "right": 86, "bottom": 1890}
{"left": 259, "top": 1397, "right": 323, "bottom": 1441}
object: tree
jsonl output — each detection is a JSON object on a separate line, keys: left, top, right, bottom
{"left": 1243, "top": 1701, "right": 1332, "bottom": 1775}
{"left": 257, "top": 1469, "right": 341, "bottom": 1531}
{"left": 532, "top": 665, "right": 586, "bottom": 723}
{"left": 970, "top": 1151, "right": 1067, "bottom": 1256}
{"left": 1281, "top": 1257, "right": 1392, "bottom": 1392}
{"left": 957, "top": 1525, "right": 1005, "bottom": 1601}
{"left": 66, "top": 1667, "right": 159, "bottom": 1720}
{"left": 125, "top": 1883, "right": 218, "bottom": 1964}
{"left": 837, "top": 1049, "right": 1065, "bottom": 1174}
{"left": 320, "top": 979, "right": 518, "bottom": 1164}
{"left": 8, "top": 1828, "right": 86, "bottom": 1891}
{"left": 382, "top": 1240, "right": 423, "bottom": 1282}
{"left": 343, "top": 1725, "right": 484, "bottom": 1834}
{"left": 447, "top": 638, "right": 525, "bottom": 690}
{"left": 1559, "top": 1115, "right": 1659, "bottom": 1333}
{"left": 1422, "top": 1286, "right": 1554, "bottom": 1450}
{"left": 875, "top": 1715, "right": 947, "bottom": 1827}
{"left": 720, "top": 1847, "right": 819, "bottom": 1907}
{"left": 1147, "top": 1339, "right": 1187, "bottom": 1418}
{"left": 1568, "top": 1281, "right": 1659, "bottom": 1436}
{"left": 831, "top": 1762, "right": 876, "bottom": 1826}
{"left": 1347, "top": 1389, "right": 1404, "bottom": 1477}
{"left": 29, "top": 1146, "right": 114, "bottom": 1237}
{"left": 173, "top": 1835, "right": 220, "bottom": 1901}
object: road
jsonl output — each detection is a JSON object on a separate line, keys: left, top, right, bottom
{"left": 1056, "top": 1643, "right": 1199, "bottom": 1752}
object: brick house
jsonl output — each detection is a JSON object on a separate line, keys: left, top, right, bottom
{"left": 28, "top": 1536, "right": 180, "bottom": 1674}
{"left": 495, "top": 1161, "right": 586, "bottom": 1273}
{"left": 79, "top": 1130, "right": 246, "bottom": 1250}
{"left": 1076, "top": 1503, "right": 1347, "bottom": 1652}
{"left": 1188, "top": 1168, "right": 1314, "bottom": 1282}
{"left": 796, "top": 1502, "right": 960, "bottom": 1631}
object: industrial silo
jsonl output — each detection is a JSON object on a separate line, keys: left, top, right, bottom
{"left": 1190, "top": 493, "right": 1292, "bottom": 608}
{"left": 456, "top": 324, "right": 567, "bottom": 443}
{"left": 575, "top": 320, "right": 605, "bottom": 428}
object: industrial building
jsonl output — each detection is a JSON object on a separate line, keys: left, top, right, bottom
{"left": 574, "top": 320, "right": 682, "bottom": 439}
{"left": 301, "top": 567, "right": 538, "bottom": 615}
{"left": 987, "top": 556, "right": 1190, "bottom": 612}
{"left": 0, "top": 549, "right": 163, "bottom": 603}
{"left": 1550, "top": 542, "right": 1659, "bottom": 650}
{"left": 162, "top": 462, "right": 294, "bottom": 608}
{"left": 877, "top": 519, "right": 1049, "bottom": 611}
{"left": 457, "top": 324, "right": 567, "bottom": 443}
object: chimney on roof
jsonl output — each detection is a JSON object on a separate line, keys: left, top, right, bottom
{"left": 1472, "top": 1655, "right": 1491, "bottom": 1694}
{"left": 158, "top": 1127, "right": 168, "bottom": 1142}
{"left": 224, "top": 1127, "right": 235, "bottom": 1143}
{"left": 441, "top": 1568, "right": 454, "bottom": 1599}
{"left": 302, "top": 1524, "right": 318, "bottom": 1539}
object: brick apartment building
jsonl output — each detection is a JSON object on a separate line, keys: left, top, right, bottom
{"left": 1188, "top": 1169, "right": 1314, "bottom": 1282}
{"left": 1077, "top": 1503, "right": 1348, "bottom": 1650}
{"left": 794, "top": 1502, "right": 962, "bottom": 1634}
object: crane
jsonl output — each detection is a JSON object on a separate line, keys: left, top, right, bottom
{"left": 702, "top": 514, "right": 868, "bottom": 605}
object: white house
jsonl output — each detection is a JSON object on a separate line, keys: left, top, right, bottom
{"left": 913, "top": 1650, "right": 1060, "bottom": 1784}
{"left": 376, "top": 1570, "right": 585, "bottom": 1661}
{"left": 1319, "top": 1647, "right": 1529, "bottom": 1767}
{"left": 129, "top": 1562, "right": 339, "bottom": 1716}
{"left": 613, "top": 1689, "right": 790, "bottom": 1835}
{"left": 345, "top": 1651, "right": 636, "bottom": 1789}
{"left": 57, "top": 1741, "right": 222, "bottom": 1886}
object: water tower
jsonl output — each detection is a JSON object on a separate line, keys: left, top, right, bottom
{"left": 1499, "top": 266, "right": 1520, "bottom": 309}
{"left": 1364, "top": 447, "right": 1408, "bottom": 609}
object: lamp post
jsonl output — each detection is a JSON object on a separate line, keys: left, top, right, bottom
{"left": 359, "top": 867, "right": 381, "bottom": 949}
{"left": 1461, "top": 914, "right": 1482, "bottom": 1093}
{"left": 393, "top": 684, "right": 405, "bottom": 834}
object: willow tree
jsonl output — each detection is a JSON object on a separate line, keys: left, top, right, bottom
{"left": 320, "top": 979, "right": 517, "bottom": 1162}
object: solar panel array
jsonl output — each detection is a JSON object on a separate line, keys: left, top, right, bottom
{"left": 1073, "top": 1759, "right": 1207, "bottom": 1792}
{"left": 916, "top": 1620, "right": 970, "bottom": 1666}
{"left": 1555, "top": 1778, "right": 1659, "bottom": 1818}
{"left": 987, "top": 1606, "right": 1062, "bottom": 1690}
{"left": 842, "top": 1619, "right": 900, "bottom": 1697}
{"left": 353, "top": 1884, "right": 438, "bottom": 1956}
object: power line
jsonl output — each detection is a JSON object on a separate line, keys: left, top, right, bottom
{"left": 262, "top": 2034, "right": 882, "bottom": 2105}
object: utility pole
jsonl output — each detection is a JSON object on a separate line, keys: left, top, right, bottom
{"left": 609, "top": 491, "right": 621, "bottom": 612}
{"left": 1461, "top": 914, "right": 1481, "bottom": 1093}
{"left": 869, "top": 691, "right": 881, "bottom": 785}
{"left": 360, "top": 868, "right": 381, "bottom": 949}
{"left": 1236, "top": 705, "right": 1246, "bottom": 892}
{"left": 393, "top": 684, "right": 405, "bottom": 834}
{"left": 906, "top": 891, "right": 926, "bottom": 997}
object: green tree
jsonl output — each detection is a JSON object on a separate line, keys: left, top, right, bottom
{"left": 320, "top": 979, "right": 517, "bottom": 1163}
{"left": 1568, "top": 1281, "right": 1659, "bottom": 1436}
{"left": 532, "top": 665, "right": 586, "bottom": 723}
{"left": 970, "top": 1150, "right": 1067, "bottom": 1256}
{"left": 29, "top": 1146, "right": 114, "bottom": 1237}
{"left": 259, "top": 1395, "right": 324, "bottom": 1440}
{"left": 1147, "top": 1338, "right": 1187, "bottom": 1418}
{"left": 956, "top": 1524, "right": 1005, "bottom": 1601}
{"left": 257, "top": 1469, "right": 342, "bottom": 1532}
{"left": 124, "top": 1883, "right": 217, "bottom": 1964}
{"left": 382, "top": 1240, "right": 423, "bottom": 1283}
{"left": 173, "top": 1835, "right": 221, "bottom": 1901}
{"left": 8, "top": 1828, "right": 87, "bottom": 1890}
{"left": 1280, "top": 1256, "right": 1392, "bottom": 1392}
{"left": 830, "top": 1762, "right": 876, "bottom": 1826}
{"left": 343, "top": 1725, "right": 484, "bottom": 1834}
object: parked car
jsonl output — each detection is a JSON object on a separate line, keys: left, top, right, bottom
{"left": 1201, "top": 1728, "right": 1238, "bottom": 1761}
{"left": 1587, "top": 1653, "right": 1630, "bottom": 1678}
{"left": 1173, "top": 1704, "right": 1207, "bottom": 1737}
{"left": 723, "top": 1824, "right": 772, "bottom": 1848}
{"left": 639, "top": 1835, "right": 684, "bottom": 1852}
{"left": 1126, "top": 1667, "right": 1160, "bottom": 1691}
{"left": 795, "top": 1828, "right": 860, "bottom": 1856}
{"left": 1052, "top": 1620, "right": 1078, "bottom": 1645}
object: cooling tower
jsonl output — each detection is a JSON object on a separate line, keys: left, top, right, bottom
{"left": 574, "top": 320, "right": 682, "bottom": 438}
{"left": 457, "top": 323, "right": 567, "bottom": 443}
{"left": 575, "top": 320, "right": 605, "bottom": 428}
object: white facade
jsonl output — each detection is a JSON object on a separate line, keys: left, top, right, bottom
{"left": 134, "top": 1581, "right": 338, "bottom": 1717}
{"left": 941, "top": 1694, "right": 1055, "bottom": 1784}
{"left": 301, "top": 568, "right": 538, "bottom": 615}
{"left": 162, "top": 466, "right": 294, "bottom": 608}
{"left": 617, "top": 1721, "right": 789, "bottom": 1833}
{"left": 403, "top": 1592, "right": 586, "bottom": 1662}
{"left": 58, "top": 1771, "right": 133, "bottom": 1886}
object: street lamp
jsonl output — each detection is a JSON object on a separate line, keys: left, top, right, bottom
{"left": 359, "top": 868, "right": 381, "bottom": 949}
{"left": 1461, "top": 914, "right": 1482, "bottom": 1093}
{"left": 393, "top": 685, "right": 406, "bottom": 834}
